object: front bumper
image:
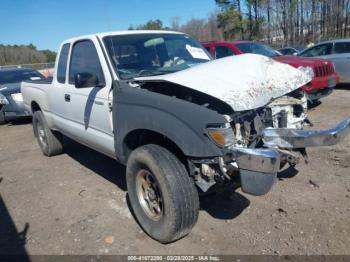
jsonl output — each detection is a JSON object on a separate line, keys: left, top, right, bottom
{"left": 0, "top": 94, "right": 29, "bottom": 121}
{"left": 302, "top": 73, "right": 339, "bottom": 94}
{"left": 262, "top": 117, "right": 350, "bottom": 149}
{"left": 228, "top": 148, "right": 280, "bottom": 196}
{"left": 227, "top": 118, "right": 350, "bottom": 196}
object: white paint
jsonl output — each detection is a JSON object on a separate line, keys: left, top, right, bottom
{"left": 29, "top": 77, "right": 41, "bottom": 81}
{"left": 63, "top": 30, "right": 184, "bottom": 48}
{"left": 137, "top": 54, "right": 312, "bottom": 111}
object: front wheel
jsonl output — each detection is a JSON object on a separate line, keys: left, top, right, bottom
{"left": 126, "top": 144, "right": 199, "bottom": 243}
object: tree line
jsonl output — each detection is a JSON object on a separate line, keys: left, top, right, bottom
{"left": 215, "top": 0, "right": 350, "bottom": 47}
{"left": 132, "top": 0, "right": 350, "bottom": 48}
{"left": 0, "top": 44, "right": 56, "bottom": 66}
{"left": 129, "top": 15, "right": 224, "bottom": 42}
{"left": 2, "top": 0, "right": 349, "bottom": 65}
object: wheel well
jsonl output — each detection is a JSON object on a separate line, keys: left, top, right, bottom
{"left": 124, "top": 129, "right": 187, "bottom": 166}
{"left": 31, "top": 101, "right": 41, "bottom": 113}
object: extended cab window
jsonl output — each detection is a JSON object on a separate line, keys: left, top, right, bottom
{"left": 333, "top": 42, "right": 350, "bottom": 54}
{"left": 57, "top": 43, "right": 70, "bottom": 83}
{"left": 69, "top": 40, "right": 105, "bottom": 86}
{"left": 215, "top": 46, "right": 235, "bottom": 59}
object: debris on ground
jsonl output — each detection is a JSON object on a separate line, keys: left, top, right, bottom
{"left": 104, "top": 236, "right": 115, "bottom": 245}
{"left": 309, "top": 179, "right": 320, "bottom": 188}
{"left": 78, "top": 189, "right": 86, "bottom": 197}
{"left": 277, "top": 208, "right": 288, "bottom": 216}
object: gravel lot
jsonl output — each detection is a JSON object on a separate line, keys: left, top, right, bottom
{"left": 0, "top": 88, "right": 349, "bottom": 255}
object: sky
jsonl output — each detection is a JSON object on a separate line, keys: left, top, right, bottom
{"left": 0, "top": 0, "right": 217, "bottom": 51}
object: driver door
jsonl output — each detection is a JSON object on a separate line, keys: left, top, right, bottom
{"left": 64, "top": 38, "right": 115, "bottom": 158}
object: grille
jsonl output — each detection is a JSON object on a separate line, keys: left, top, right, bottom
{"left": 313, "top": 64, "right": 334, "bottom": 77}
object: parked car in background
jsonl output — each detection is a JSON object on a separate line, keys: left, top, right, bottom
{"left": 278, "top": 47, "right": 304, "bottom": 55}
{"left": 298, "top": 39, "right": 350, "bottom": 83}
{"left": 202, "top": 41, "right": 339, "bottom": 102}
{"left": 0, "top": 67, "right": 44, "bottom": 124}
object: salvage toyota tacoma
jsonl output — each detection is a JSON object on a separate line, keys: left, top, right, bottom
{"left": 21, "top": 31, "right": 350, "bottom": 243}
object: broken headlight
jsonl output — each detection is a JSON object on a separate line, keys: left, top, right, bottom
{"left": 0, "top": 93, "right": 9, "bottom": 105}
{"left": 207, "top": 123, "right": 234, "bottom": 147}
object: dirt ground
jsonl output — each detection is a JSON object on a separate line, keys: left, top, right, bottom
{"left": 0, "top": 88, "right": 349, "bottom": 255}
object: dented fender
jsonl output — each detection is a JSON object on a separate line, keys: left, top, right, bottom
{"left": 112, "top": 81, "right": 226, "bottom": 164}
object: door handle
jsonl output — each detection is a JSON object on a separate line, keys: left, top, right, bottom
{"left": 64, "top": 94, "right": 70, "bottom": 102}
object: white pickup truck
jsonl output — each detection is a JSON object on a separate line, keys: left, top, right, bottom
{"left": 22, "top": 30, "right": 350, "bottom": 243}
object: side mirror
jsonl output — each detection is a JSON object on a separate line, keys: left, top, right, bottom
{"left": 74, "top": 72, "right": 98, "bottom": 88}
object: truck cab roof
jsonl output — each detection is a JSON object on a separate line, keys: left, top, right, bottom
{"left": 62, "top": 30, "right": 184, "bottom": 44}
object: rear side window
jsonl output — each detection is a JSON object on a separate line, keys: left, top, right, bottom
{"left": 69, "top": 40, "right": 105, "bottom": 86}
{"left": 215, "top": 46, "right": 235, "bottom": 59}
{"left": 333, "top": 42, "right": 350, "bottom": 54}
{"left": 204, "top": 46, "right": 211, "bottom": 52}
{"left": 57, "top": 43, "right": 70, "bottom": 84}
{"left": 300, "top": 44, "right": 332, "bottom": 57}
{"left": 281, "top": 48, "right": 296, "bottom": 55}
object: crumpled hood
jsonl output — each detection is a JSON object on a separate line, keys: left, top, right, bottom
{"left": 136, "top": 54, "right": 312, "bottom": 111}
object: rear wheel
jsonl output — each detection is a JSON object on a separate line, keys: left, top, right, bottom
{"left": 126, "top": 144, "right": 199, "bottom": 243}
{"left": 32, "top": 111, "right": 63, "bottom": 156}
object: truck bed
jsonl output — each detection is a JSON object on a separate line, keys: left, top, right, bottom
{"left": 21, "top": 78, "right": 53, "bottom": 116}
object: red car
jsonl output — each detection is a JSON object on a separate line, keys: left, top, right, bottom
{"left": 202, "top": 41, "right": 340, "bottom": 102}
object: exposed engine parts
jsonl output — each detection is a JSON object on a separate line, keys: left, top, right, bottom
{"left": 138, "top": 80, "right": 312, "bottom": 192}
{"left": 191, "top": 90, "right": 310, "bottom": 192}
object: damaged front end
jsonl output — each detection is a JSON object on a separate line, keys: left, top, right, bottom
{"left": 134, "top": 54, "right": 350, "bottom": 196}
{"left": 224, "top": 118, "right": 350, "bottom": 196}
{"left": 219, "top": 115, "right": 350, "bottom": 196}
{"left": 193, "top": 97, "right": 350, "bottom": 196}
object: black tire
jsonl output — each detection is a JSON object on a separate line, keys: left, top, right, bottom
{"left": 126, "top": 144, "right": 199, "bottom": 243}
{"left": 280, "top": 160, "right": 288, "bottom": 170}
{"left": 0, "top": 111, "right": 6, "bottom": 125}
{"left": 32, "top": 111, "right": 63, "bottom": 156}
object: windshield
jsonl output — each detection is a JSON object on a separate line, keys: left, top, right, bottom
{"left": 0, "top": 69, "right": 44, "bottom": 84}
{"left": 103, "top": 33, "right": 211, "bottom": 80}
{"left": 236, "top": 42, "right": 280, "bottom": 57}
